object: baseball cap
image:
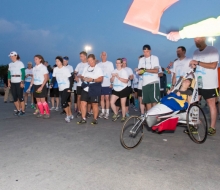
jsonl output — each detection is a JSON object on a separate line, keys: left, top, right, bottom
{"left": 63, "top": 56, "right": 69, "bottom": 60}
{"left": 8, "top": 51, "right": 18, "bottom": 57}
{"left": 143, "top": 45, "right": 151, "bottom": 50}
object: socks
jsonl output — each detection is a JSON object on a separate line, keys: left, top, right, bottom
{"left": 102, "top": 109, "right": 105, "bottom": 114}
{"left": 37, "top": 102, "right": 44, "bottom": 115}
{"left": 106, "top": 109, "right": 109, "bottom": 114}
{"left": 42, "top": 102, "right": 50, "bottom": 115}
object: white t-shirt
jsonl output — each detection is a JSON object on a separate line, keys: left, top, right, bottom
{"left": 97, "top": 61, "right": 114, "bottom": 87}
{"left": 133, "top": 73, "right": 139, "bottom": 89}
{"left": 124, "top": 67, "right": 133, "bottom": 87}
{"left": 138, "top": 55, "right": 160, "bottom": 86}
{"left": 193, "top": 46, "right": 219, "bottom": 89}
{"left": 33, "top": 63, "right": 49, "bottom": 85}
{"left": 82, "top": 65, "right": 104, "bottom": 92}
{"left": 112, "top": 68, "right": 128, "bottom": 91}
{"left": 75, "top": 62, "right": 89, "bottom": 86}
{"left": 138, "top": 75, "right": 143, "bottom": 90}
{"left": 66, "top": 65, "right": 74, "bottom": 74}
{"left": 8, "top": 60, "right": 25, "bottom": 83}
{"left": 25, "top": 68, "right": 33, "bottom": 82}
{"left": 173, "top": 57, "right": 191, "bottom": 81}
{"left": 53, "top": 66, "right": 71, "bottom": 91}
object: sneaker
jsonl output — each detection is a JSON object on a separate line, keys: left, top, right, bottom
{"left": 65, "top": 116, "right": 70, "bottom": 123}
{"left": 31, "top": 104, "right": 35, "bottom": 109}
{"left": 43, "top": 114, "right": 50, "bottom": 119}
{"left": 14, "top": 110, "right": 20, "bottom": 116}
{"left": 99, "top": 112, "right": 105, "bottom": 118}
{"left": 121, "top": 117, "right": 126, "bottom": 122}
{"left": 134, "top": 108, "right": 138, "bottom": 112}
{"left": 112, "top": 114, "right": 120, "bottom": 121}
{"left": 184, "top": 125, "right": 198, "bottom": 135}
{"left": 25, "top": 103, "right": 27, "bottom": 107}
{"left": 60, "top": 110, "right": 66, "bottom": 115}
{"left": 33, "top": 109, "right": 39, "bottom": 115}
{"left": 50, "top": 107, "right": 55, "bottom": 111}
{"left": 55, "top": 107, "right": 59, "bottom": 111}
{"left": 76, "top": 112, "right": 81, "bottom": 118}
{"left": 18, "top": 111, "right": 25, "bottom": 116}
{"left": 69, "top": 115, "right": 74, "bottom": 120}
{"left": 36, "top": 114, "right": 43, "bottom": 118}
{"left": 125, "top": 113, "right": 130, "bottom": 118}
{"left": 86, "top": 112, "right": 92, "bottom": 118}
{"left": 208, "top": 127, "right": 216, "bottom": 136}
{"left": 4, "top": 101, "right": 7, "bottom": 103}
{"left": 103, "top": 113, "right": 109, "bottom": 120}
{"left": 77, "top": 119, "right": 87, "bottom": 124}
{"left": 91, "top": 119, "right": 98, "bottom": 125}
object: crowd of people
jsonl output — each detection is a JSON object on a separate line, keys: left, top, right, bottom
{"left": 3, "top": 37, "right": 220, "bottom": 136}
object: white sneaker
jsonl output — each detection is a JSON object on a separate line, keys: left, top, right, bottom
{"left": 69, "top": 115, "right": 74, "bottom": 120}
{"left": 65, "top": 116, "right": 70, "bottom": 123}
{"left": 104, "top": 113, "right": 109, "bottom": 120}
{"left": 99, "top": 112, "right": 105, "bottom": 118}
{"left": 55, "top": 107, "right": 59, "bottom": 111}
{"left": 50, "top": 107, "right": 55, "bottom": 111}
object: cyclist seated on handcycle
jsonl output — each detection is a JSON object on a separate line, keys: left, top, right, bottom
{"left": 161, "top": 78, "right": 193, "bottom": 111}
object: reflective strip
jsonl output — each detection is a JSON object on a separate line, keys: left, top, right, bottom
{"left": 216, "top": 88, "right": 219, "bottom": 97}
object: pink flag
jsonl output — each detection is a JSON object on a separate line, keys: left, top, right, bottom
{"left": 124, "top": 0, "right": 179, "bottom": 35}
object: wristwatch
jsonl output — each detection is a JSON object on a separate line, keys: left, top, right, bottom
{"left": 92, "top": 79, "right": 95, "bottom": 82}
{"left": 198, "top": 61, "right": 200, "bottom": 65}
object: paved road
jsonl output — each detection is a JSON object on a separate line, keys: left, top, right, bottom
{"left": 0, "top": 96, "right": 220, "bottom": 190}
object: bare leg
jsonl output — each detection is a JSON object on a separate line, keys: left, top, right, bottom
{"left": 120, "top": 97, "right": 127, "bottom": 118}
{"left": 51, "top": 97, "right": 55, "bottom": 107}
{"left": 92, "top": 103, "right": 99, "bottom": 120}
{"left": 139, "top": 97, "right": 145, "bottom": 115}
{"left": 77, "top": 95, "right": 81, "bottom": 112}
{"left": 80, "top": 101, "right": 87, "bottom": 119}
{"left": 110, "top": 95, "right": 119, "bottom": 114}
{"left": 206, "top": 97, "right": 217, "bottom": 128}
{"left": 55, "top": 97, "right": 59, "bottom": 108}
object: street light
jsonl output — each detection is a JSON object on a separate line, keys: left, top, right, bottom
{"left": 85, "top": 45, "right": 92, "bottom": 54}
{"left": 208, "top": 37, "right": 216, "bottom": 46}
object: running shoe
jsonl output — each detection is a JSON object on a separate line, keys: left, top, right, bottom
{"left": 25, "top": 103, "right": 27, "bottom": 107}
{"left": 69, "top": 115, "right": 74, "bottom": 120}
{"left": 50, "top": 107, "right": 55, "bottom": 111}
{"left": 55, "top": 107, "right": 59, "bottom": 111}
{"left": 183, "top": 125, "right": 198, "bottom": 135}
{"left": 4, "top": 101, "right": 7, "bottom": 103}
{"left": 31, "top": 104, "right": 35, "bottom": 109}
{"left": 33, "top": 109, "right": 39, "bottom": 115}
{"left": 91, "top": 119, "right": 98, "bottom": 125}
{"left": 121, "top": 117, "right": 126, "bottom": 122}
{"left": 60, "top": 110, "right": 66, "bottom": 115}
{"left": 112, "top": 114, "right": 120, "bottom": 121}
{"left": 65, "top": 116, "right": 70, "bottom": 123}
{"left": 86, "top": 112, "right": 92, "bottom": 118}
{"left": 14, "top": 110, "right": 20, "bottom": 116}
{"left": 18, "top": 111, "right": 25, "bottom": 116}
{"left": 77, "top": 119, "right": 87, "bottom": 124}
{"left": 99, "top": 112, "right": 105, "bottom": 118}
{"left": 43, "top": 114, "right": 50, "bottom": 119}
{"left": 76, "top": 112, "right": 81, "bottom": 118}
{"left": 125, "top": 113, "right": 130, "bottom": 118}
{"left": 103, "top": 113, "right": 109, "bottom": 120}
{"left": 36, "top": 114, "right": 43, "bottom": 118}
{"left": 208, "top": 127, "right": 216, "bottom": 136}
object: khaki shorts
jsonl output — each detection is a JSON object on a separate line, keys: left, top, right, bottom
{"left": 142, "top": 83, "right": 160, "bottom": 104}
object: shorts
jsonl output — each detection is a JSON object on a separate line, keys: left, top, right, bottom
{"left": 198, "top": 88, "right": 219, "bottom": 100}
{"left": 80, "top": 90, "right": 100, "bottom": 103}
{"left": 50, "top": 88, "right": 59, "bottom": 97}
{"left": 24, "top": 81, "right": 33, "bottom": 93}
{"left": 77, "top": 86, "right": 82, "bottom": 95}
{"left": 101, "top": 87, "right": 112, "bottom": 95}
{"left": 74, "top": 90, "right": 77, "bottom": 103}
{"left": 142, "top": 83, "right": 160, "bottom": 104}
{"left": 59, "top": 89, "right": 71, "bottom": 108}
{"left": 138, "top": 89, "right": 142, "bottom": 97}
{"left": 11, "top": 82, "right": 24, "bottom": 102}
{"left": 134, "top": 88, "right": 138, "bottom": 93}
{"left": 33, "top": 84, "right": 47, "bottom": 98}
{"left": 112, "top": 86, "right": 129, "bottom": 99}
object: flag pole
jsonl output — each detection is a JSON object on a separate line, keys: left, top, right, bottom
{"left": 158, "top": 32, "right": 167, "bottom": 37}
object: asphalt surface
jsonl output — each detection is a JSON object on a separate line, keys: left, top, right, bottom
{"left": 0, "top": 96, "right": 220, "bottom": 190}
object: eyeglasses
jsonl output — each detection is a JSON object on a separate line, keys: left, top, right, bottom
{"left": 87, "top": 66, "right": 94, "bottom": 72}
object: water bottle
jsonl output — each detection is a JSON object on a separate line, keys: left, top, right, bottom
{"left": 197, "top": 76, "right": 203, "bottom": 88}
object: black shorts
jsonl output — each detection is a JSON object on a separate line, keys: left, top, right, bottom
{"left": 77, "top": 86, "right": 82, "bottom": 95}
{"left": 74, "top": 90, "right": 77, "bottom": 103}
{"left": 198, "top": 88, "right": 219, "bottom": 100}
{"left": 138, "top": 89, "right": 142, "bottom": 97}
{"left": 112, "top": 86, "right": 129, "bottom": 99}
{"left": 11, "top": 82, "right": 24, "bottom": 102}
{"left": 33, "top": 84, "right": 47, "bottom": 98}
{"left": 59, "top": 89, "right": 71, "bottom": 108}
{"left": 134, "top": 88, "right": 138, "bottom": 93}
{"left": 80, "top": 90, "right": 100, "bottom": 103}
{"left": 50, "top": 88, "right": 59, "bottom": 97}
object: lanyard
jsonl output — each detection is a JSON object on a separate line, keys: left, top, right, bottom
{"left": 145, "top": 55, "right": 152, "bottom": 69}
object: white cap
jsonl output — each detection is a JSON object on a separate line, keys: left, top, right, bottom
{"left": 8, "top": 51, "right": 18, "bottom": 57}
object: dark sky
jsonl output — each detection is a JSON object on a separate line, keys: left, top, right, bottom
{"left": 0, "top": 0, "right": 219, "bottom": 71}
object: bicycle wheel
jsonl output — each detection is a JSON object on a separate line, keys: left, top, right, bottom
{"left": 120, "top": 115, "right": 144, "bottom": 150}
{"left": 186, "top": 104, "right": 208, "bottom": 144}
